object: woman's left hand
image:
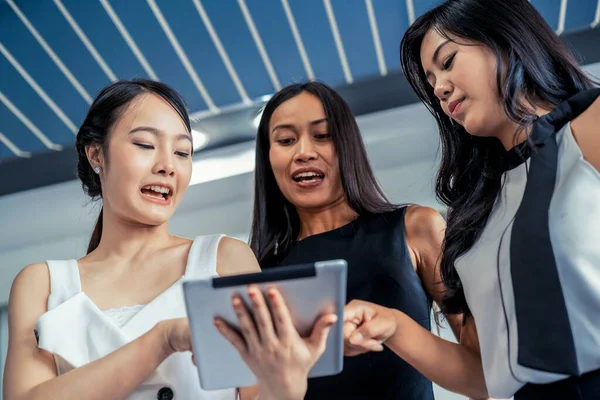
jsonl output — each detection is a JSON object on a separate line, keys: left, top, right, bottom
{"left": 215, "top": 284, "right": 337, "bottom": 400}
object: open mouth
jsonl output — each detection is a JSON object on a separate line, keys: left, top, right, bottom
{"left": 140, "top": 185, "right": 172, "bottom": 201}
{"left": 292, "top": 171, "right": 325, "bottom": 184}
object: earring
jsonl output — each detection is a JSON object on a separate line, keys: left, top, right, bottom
{"left": 94, "top": 166, "right": 101, "bottom": 174}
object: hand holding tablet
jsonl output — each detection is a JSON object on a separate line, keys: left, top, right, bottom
{"left": 216, "top": 284, "right": 337, "bottom": 399}
{"left": 183, "top": 259, "right": 347, "bottom": 391}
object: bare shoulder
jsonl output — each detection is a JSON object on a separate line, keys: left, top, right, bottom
{"left": 571, "top": 96, "right": 600, "bottom": 172}
{"left": 216, "top": 236, "right": 261, "bottom": 277}
{"left": 8, "top": 262, "right": 51, "bottom": 334}
{"left": 403, "top": 205, "right": 446, "bottom": 291}
{"left": 404, "top": 205, "right": 446, "bottom": 241}
{"left": 10, "top": 262, "right": 50, "bottom": 307}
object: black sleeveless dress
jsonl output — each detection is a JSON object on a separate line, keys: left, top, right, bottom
{"left": 263, "top": 207, "right": 434, "bottom": 399}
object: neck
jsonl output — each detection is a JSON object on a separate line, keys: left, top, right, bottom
{"left": 88, "top": 206, "right": 175, "bottom": 262}
{"left": 496, "top": 104, "right": 554, "bottom": 151}
{"left": 296, "top": 197, "right": 358, "bottom": 241}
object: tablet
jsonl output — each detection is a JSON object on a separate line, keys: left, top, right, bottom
{"left": 182, "top": 259, "right": 347, "bottom": 390}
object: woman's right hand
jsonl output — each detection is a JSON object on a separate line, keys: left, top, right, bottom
{"left": 343, "top": 300, "right": 399, "bottom": 356}
{"left": 215, "top": 285, "right": 337, "bottom": 400}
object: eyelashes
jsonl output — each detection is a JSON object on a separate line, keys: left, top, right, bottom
{"left": 134, "top": 143, "right": 190, "bottom": 158}
{"left": 443, "top": 53, "right": 456, "bottom": 70}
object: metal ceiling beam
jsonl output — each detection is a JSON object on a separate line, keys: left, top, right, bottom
{"left": 1, "top": 26, "right": 598, "bottom": 197}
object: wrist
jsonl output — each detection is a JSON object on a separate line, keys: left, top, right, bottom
{"left": 257, "top": 383, "right": 306, "bottom": 400}
{"left": 152, "top": 320, "right": 175, "bottom": 360}
{"left": 383, "top": 308, "right": 403, "bottom": 346}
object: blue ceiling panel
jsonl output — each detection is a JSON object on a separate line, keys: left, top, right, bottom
{"left": 153, "top": 0, "right": 244, "bottom": 108}
{"left": 243, "top": 0, "right": 309, "bottom": 86}
{"left": 531, "top": 0, "right": 562, "bottom": 31}
{"left": 288, "top": 0, "right": 346, "bottom": 85}
{"left": 413, "top": 0, "right": 443, "bottom": 19}
{"left": 372, "top": 0, "right": 410, "bottom": 72}
{"left": 0, "top": 0, "right": 597, "bottom": 165}
{"left": 0, "top": 2, "right": 89, "bottom": 124}
{"left": 564, "top": 0, "right": 597, "bottom": 31}
{"left": 331, "top": 0, "right": 380, "bottom": 80}
{"left": 15, "top": 0, "right": 112, "bottom": 96}
{"left": 0, "top": 140, "right": 14, "bottom": 161}
{"left": 0, "top": 54, "right": 76, "bottom": 146}
{"left": 0, "top": 101, "right": 49, "bottom": 152}
{"left": 108, "top": 0, "right": 209, "bottom": 112}
{"left": 199, "top": 0, "right": 276, "bottom": 99}
{"left": 60, "top": 0, "right": 151, "bottom": 81}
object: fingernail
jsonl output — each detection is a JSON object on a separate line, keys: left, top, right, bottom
{"left": 267, "top": 288, "right": 276, "bottom": 299}
{"left": 232, "top": 297, "right": 241, "bottom": 307}
{"left": 213, "top": 318, "right": 222, "bottom": 327}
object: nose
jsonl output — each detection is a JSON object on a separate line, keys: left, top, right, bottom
{"left": 152, "top": 150, "right": 175, "bottom": 177}
{"left": 293, "top": 135, "right": 318, "bottom": 163}
{"left": 433, "top": 80, "right": 453, "bottom": 102}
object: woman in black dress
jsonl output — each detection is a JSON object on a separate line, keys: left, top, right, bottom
{"left": 248, "top": 81, "right": 461, "bottom": 399}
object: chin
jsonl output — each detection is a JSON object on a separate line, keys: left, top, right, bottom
{"left": 289, "top": 197, "right": 325, "bottom": 210}
{"left": 128, "top": 207, "right": 173, "bottom": 227}
{"left": 293, "top": 196, "right": 339, "bottom": 211}
{"left": 139, "top": 216, "right": 170, "bottom": 227}
{"left": 462, "top": 119, "right": 489, "bottom": 138}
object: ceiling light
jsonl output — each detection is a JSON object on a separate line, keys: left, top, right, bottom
{"left": 189, "top": 146, "right": 255, "bottom": 186}
{"left": 191, "top": 129, "right": 209, "bottom": 151}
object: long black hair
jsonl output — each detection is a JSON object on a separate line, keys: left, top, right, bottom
{"left": 75, "top": 79, "right": 190, "bottom": 254}
{"left": 400, "top": 0, "right": 596, "bottom": 317}
{"left": 250, "top": 82, "right": 397, "bottom": 265}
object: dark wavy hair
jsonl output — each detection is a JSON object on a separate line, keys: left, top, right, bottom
{"left": 75, "top": 79, "right": 190, "bottom": 254}
{"left": 400, "top": 0, "right": 595, "bottom": 317}
{"left": 250, "top": 82, "right": 397, "bottom": 265}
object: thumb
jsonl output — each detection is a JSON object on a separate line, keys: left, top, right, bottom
{"left": 307, "top": 313, "right": 338, "bottom": 356}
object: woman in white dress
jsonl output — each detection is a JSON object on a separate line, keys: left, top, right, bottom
{"left": 342, "top": 1, "right": 600, "bottom": 399}
{"left": 2, "top": 79, "right": 336, "bottom": 400}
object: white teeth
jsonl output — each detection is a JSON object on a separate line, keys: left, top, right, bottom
{"left": 142, "top": 185, "right": 171, "bottom": 194}
{"left": 294, "top": 172, "right": 323, "bottom": 178}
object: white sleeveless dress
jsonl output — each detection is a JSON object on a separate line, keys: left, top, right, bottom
{"left": 455, "top": 92, "right": 600, "bottom": 398}
{"left": 35, "top": 234, "right": 237, "bottom": 400}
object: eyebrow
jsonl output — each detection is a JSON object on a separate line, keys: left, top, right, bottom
{"left": 432, "top": 40, "right": 451, "bottom": 64}
{"left": 128, "top": 126, "right": 192, "bottom": 143}
{"left": 271, "top": 118, "right": 328, "bottom": 133}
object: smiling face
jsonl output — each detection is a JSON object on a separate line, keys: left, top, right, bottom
{"left": 91, "top": 93, "right": 193, "bottom": 226}
{"left": 419, "top": 29, "right": 512, "bottom": 138}
{"left": 267, "top": 91, "right": 344, "bottom": 210}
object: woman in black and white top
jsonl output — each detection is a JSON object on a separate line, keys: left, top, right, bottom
{"left": 342, "top": 1, "right": 600, "bottom": 399}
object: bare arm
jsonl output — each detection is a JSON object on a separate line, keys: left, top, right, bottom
{"left": 345, "top": 301, "right": 486, "bottom": 399}
{"left": 345, "top": 207, "right": 486, "bottom": 398}
{"left": 571, "top": 96, "right": 600, "bottom": 173}
{"left": 404, "top": 205, "right": 462, "bottom": 339}
{"left": 3, "top": 263, "right": 176, "bottom": 400}
{"left": 387, "top": 310, "right": 485, "bottom": 398}
{"left": 216, "top": 236, "right": 262, "bottom": 276}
